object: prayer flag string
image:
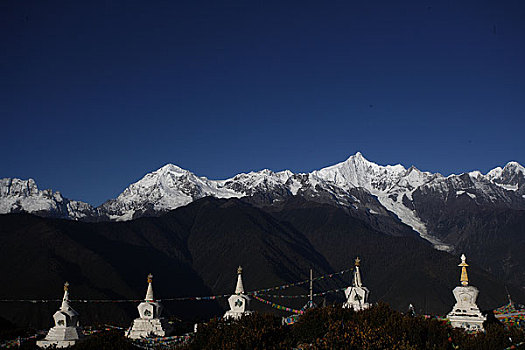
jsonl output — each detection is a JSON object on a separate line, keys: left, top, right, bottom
{"left": 251, "top": 294, "right": 305, "bottom": 314}
{"left": 0, "top": 268, "right": 352, "bottom": 304}
{"left": 255, "top": 287, "right": 347, "bottom": 299}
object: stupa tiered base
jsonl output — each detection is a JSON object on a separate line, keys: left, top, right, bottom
{"left": 342, "top": 298, "right": 370, "bottom": 311}
{"left": 36, "top": 338, "right": 79, "bottom": 349}
{"left": 448, "top": 314, "right": 486, "bottom": 331}
{"left": 223, "top": 310, "right": 253, "bottom": 320}
{"left": 447, "top": 285, "right": 486, "bottom": 332}
{"left": 36, "top": 324, "right": 83, "bottom": 348}
{"left": 126, "top": 318, "right": 173, "bottom": 339}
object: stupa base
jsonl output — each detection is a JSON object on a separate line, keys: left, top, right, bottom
{"left": 223, "top": 310, "right": 253, "bottom": 320}
{"left": 342, "top": 302, "right": 370, "bottom": 311}
{"left": 37, "top": 339, "right": 79, "bottom": 348}
{"left": 448, "top": 314, "right": 486, "bottom": 332}
{"left": 125, "top": 318, "right": 173, "bottom": 339}
{"left": 36, "top": 326, "right": 82, "bottom": 348}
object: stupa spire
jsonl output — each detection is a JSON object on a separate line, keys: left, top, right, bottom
{"left": 60, "top": 282, "right": 71, "bottom": 311}
{"left": 459, "top": 254, "right": 469, "bottom": 286}
{"left": 505, "top": 285, "right": 513, "bottom": 305}
{"left": 235, "top": 266, "right": 245, "bottom": 294}
{"left": 353, "top": 257, "right": 362, "bottom": 287}
{"left": 145, "top": 273, "right": 154, "bottom": 301}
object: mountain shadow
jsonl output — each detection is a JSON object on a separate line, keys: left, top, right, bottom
{"left": 0, "top": 197, "right": 523, "bottom": 328}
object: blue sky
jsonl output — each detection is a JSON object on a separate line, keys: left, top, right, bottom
{"left": 2, "top": 0, "right": 524, "bottom": 206}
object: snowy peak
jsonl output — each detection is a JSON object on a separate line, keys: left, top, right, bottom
{"left": 0, "top": 178, "right": 97, "bottom": 220}
{"left": 128, "top": 163, "right": 206, "bottom": 197}
{"left": 157, "top": 163, "right": 188, "bottom": 174}
{"left": 167, "top": 163, "right": 201, "bottom": 176}
{"left": 0, "top": 178, "right": 49, "bottom": 198}
{"left": 102, "top": 163, "right": 304, "bottom": 221}
{"left": 311, "top": 154, "right": 450, "bottom": 249}
{"left": 102, "top": 164, "right": 243, "bottom": 220}
{"left": 314, "top": 152, "right": 410, "bottom": 193}
{"left": 486, "top": 161, "right": 525, "bottom": 192}
{"left": 395, "top": 166, "right": 437, "bottom": 192}
{"left": 224, "top": 169, "right": 293, "bottom": 192}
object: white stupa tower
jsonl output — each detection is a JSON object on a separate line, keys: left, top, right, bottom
{"left": 447, "top": 254, "right": 486, "bottom": 331}
{"left": 126, "top": 273, "right": 173, "bottom": 339}
{"left": 342, "top": 257, "right": 370, "bottom": 311}
{"left": 223, "top": 266, "right": 253, "bottom": 320}
{"left": 37, "top": 282, "right": 82, "bottom": 348}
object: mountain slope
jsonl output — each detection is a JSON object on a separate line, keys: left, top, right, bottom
{"left": 0, "top": 212, "right": 220, "bottom": 328}
{"left": 263, "top": 197, "right": 521, "bottom": 314}
{"left": 0, "top": 198, "right": 340, "bottom": 327}
{"left": 1, "top": 197, "right": 522, "bottom": 329}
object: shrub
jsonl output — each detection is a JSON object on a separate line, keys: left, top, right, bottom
{"left": 184, "top": 313, "right": 291, "bottom": 350}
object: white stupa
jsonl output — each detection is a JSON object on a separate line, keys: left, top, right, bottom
{"left": 342, "top": 257, "right": 370, "bottom": 311}
{"left": 223, "top": 266, "right": 253, "bottom": 320}
{"left": 37, "top": 282, "right": 82, "bottom": 349}
{"left": 125, "top": 273, "right": 173, "bottom": 339}
{"left": 447, "top": 254, "right": 486, "bottom": 332}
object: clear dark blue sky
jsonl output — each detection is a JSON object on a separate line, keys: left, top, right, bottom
{"left": 2, "top": 0, "right": 524, "bottom": 206}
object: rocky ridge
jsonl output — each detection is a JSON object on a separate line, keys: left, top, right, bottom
{"left": 2, "top": 153, "right": 524, "bottom": 252}
{"left": 0, "top": 178, "right": 100, "bottom": 220}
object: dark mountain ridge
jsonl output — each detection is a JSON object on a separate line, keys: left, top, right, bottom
{"left": 0, "top": 197, "right": 522, "bottom": 329}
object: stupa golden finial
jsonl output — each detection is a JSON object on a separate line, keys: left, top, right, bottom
{"left": 64, "top": 281, "right": 69, "bottom": 291}
{"left": 147, "top": 273, "right": 153, "bottom": 284}
{"left": 237, "top": 266, "right": 243, "bottom": 275}
{"left": 355, "top": 257, "right": 361, "bottom": 267}
{"left": 459, "top": 254, "right": 469, "bottom": 286}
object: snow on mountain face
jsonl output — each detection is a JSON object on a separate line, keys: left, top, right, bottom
{"left": 313, "top": 152, "right": 408, "bottom": 191}
{"left": 101, "top": 164, "right": 243, "bottom": 220}
{"left": 98, "top": 153, "right": 525, "bottom": 252}
{"left": 221, "top": 169, "right": 294, "bottom": 196}
{"left": 0, "top": 178, "right": 97, "bottom": 220}
{"left": 313, "top": 154, "right": 525, "bottom": 250}
{"left": 314, "top": 153, "right": 451, "bottom": 251}
{"left": 100, "top": 153, "right": 436, "bottom": 245}
{"left": 4, "top": 154, "right": 524, "bottom": 252}
{"left": 487, "top": 162, "right": 525, "bottom": 192}
{"left": 101, "top": 162, "right": 364, "bottom": 221}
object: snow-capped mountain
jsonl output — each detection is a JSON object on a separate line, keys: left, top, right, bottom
{"left": 2, "top": 153, "right": 524, "bottom": 253}
{"left": 99, "top": 154, "right": 391, "bottom": 223}
{"left": 100, "top": 164, "right": 243, "bottom": 221}
{"left": 95, "top": 152, "right": 524, "bottom": 251}
{"left": 312, "top": 153, "right": 448, "bottom": 248}
{"left": 487, "top": 161, "right": 525, "bottom": 193}
{"left": 0, "top": 178, "right": 98, "bottom": 220}
{"left": 313, "top": 154, "right": 525, "bottom": 251}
